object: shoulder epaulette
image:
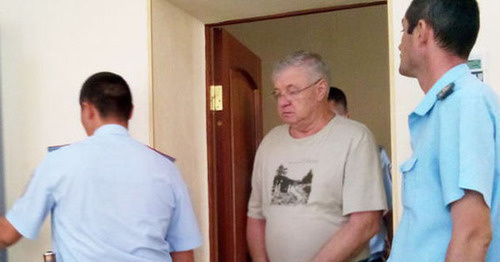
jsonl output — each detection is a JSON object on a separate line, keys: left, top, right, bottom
{"left": 147, "top": 146, "right": 176, "bottom": 162}
{"left": 437, "top": 83, "right": 454, "bottom": 100}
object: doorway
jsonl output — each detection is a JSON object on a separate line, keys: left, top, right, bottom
{"left": 221, "top": 4, "right": 391, "bottom": 150}
{"left": 206, "top": 2, "right": 391, "bottom": 261}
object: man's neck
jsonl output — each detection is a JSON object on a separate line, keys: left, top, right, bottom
{"left": 88, "top": 119, "right": 129, "bottom": 136}
{"left": 417, "top": 53, "right": 466, "bottom": 94}
{"left": 99, "top": 120, "right": 129, "bottom": 130}
{"left": 289, "top": 106, "right": 334, "bottom": 139}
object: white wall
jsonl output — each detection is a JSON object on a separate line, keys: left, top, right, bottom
{"left": 151, "top": 1, "right": 209, "bottom": 261}
{"left": 473, "top": 0, "right": 500, "bottom": 89}
{"left": 389, "top": 0, "right": 500, "bottom": 222}
{"left": 0, "top": 0, "right": 151, "bottom": 260}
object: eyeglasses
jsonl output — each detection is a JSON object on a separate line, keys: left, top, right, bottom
{"left": 272, "top": 78, "right": 322, "bottom": 100}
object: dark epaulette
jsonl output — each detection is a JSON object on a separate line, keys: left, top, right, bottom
{"left": 437, "top": 83, "right": 454, "bottom": 100}
{"left": 47, "top": 144, "right": 70, "bottom": 152}
{"left": 147, "top": 146, "right": 176, "bottom": 162}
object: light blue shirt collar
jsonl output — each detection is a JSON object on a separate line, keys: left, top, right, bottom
{"left": 93, "top": 124, "right": 129, "bottom": 137}
{"left": 413, "top": 63, "right": 469, "bottom": 116}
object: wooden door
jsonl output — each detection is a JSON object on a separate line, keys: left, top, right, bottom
{"left": 207, "top": 28, "right": 263, "bottom": 262}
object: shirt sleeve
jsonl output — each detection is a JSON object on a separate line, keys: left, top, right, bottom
{"left": 379, "top": 147, "right": 393, "bottom": 209}
{"left": 6, "top": 156, "right": 56, "bottom": 239}
{"left": 165, "top": 167, "right": 202, "bottom": 252}
{"left": 247, "top": 145, "right": 265, "bottom": 219}
{"left": 342, "top": 127, "right": 388, "bottom": 215}
{"left": 439, "top": 91, "right": 495, "bottom": 207}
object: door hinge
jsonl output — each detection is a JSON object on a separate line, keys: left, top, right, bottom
{"left": 210, "top": 85, "right": 223, "bottom": 111}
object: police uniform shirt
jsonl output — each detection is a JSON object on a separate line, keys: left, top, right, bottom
{"left": 6, "top": 124, "right": 202, "bottom": 261}
{"left": 389, "top": 64, "right": 500, "bottom": 261}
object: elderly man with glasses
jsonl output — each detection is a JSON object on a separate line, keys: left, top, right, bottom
{"left": 247, "top": 51, "right": 387, "bottom": 262}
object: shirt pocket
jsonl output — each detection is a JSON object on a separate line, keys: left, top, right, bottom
{"left": 399, "top": 156, "right": 418, "bottom": 208}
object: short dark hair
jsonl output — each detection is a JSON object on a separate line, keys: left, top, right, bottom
{"left": 328, "top": 87, "right": 348, "bottom": 113}
{"left": 405, "top": 0, "right": 479, "bottom": 59}
{"left": 79, "top": 72, "right": 133, "bottom": 121}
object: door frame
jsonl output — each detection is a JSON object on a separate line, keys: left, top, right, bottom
{"left": 0, "top": 90, "right": 5, "bottom": 261}
{"left": 205, "top": 2, "right": 388, "bottom": 260}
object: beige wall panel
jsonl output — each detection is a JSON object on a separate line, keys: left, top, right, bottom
{"left": 151, "top": 0, "right": 209, "bottom": 261}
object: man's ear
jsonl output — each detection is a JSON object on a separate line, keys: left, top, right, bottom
{"left": 81, "top": 102, "right": 92, "bottom": 118}
{"left": 81, "top": 102, "right": 99, "bottom": 121}
{"left": 316, "top": 79, "right": 329, "bottom": 101}
{"left": 415, "top": 19, "right": 433, "bottom": 46}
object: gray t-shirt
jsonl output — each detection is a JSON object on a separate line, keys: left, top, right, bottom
{"left": 248, "top": 116, "right": 387, "bottom": 262}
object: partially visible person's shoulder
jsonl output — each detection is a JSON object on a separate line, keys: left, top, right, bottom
{"left": 45, "top": 138, "right": 88, "bottom": 159}
{"left": 143, "top": 145, "right": 177, "bottom": 169}
{"left": 121, "top": 138, "right": 177, "bottom": 166}
{"left": 145, "top": 146, "right": 176, "bottom": 162}
{"left": 454, "top": 73, "right": 496, "bottom": 98}
{"left": 449, "top": 74, "right": 500, "bottom": 112}
{"left": 38, "top": 138, "right": 93, "bottom": 172}
{"left": 267, "top": 124, "right": 289, "bottom": 136}
{"left": 332, "top": 115, "right": 373, "bottom": 137}
{"left": 260, "top": 124, "right": 288, "bottom": 144}
{"left": 330, "top": 116, "right": 376, "bottom": 146}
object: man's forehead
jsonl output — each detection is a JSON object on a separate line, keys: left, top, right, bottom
{"left": 274, "top": 67, "right": 309, "bottom": 83}
{"left": 274, "top": 79, "right": 305, "bottom": 90}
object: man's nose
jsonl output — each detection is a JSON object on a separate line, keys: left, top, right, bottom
{"left": 277, "top": 95, "right": 292, "bottom": 107}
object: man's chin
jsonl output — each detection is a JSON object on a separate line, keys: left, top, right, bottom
{"left": 279, "top": 115, "right": 296, "bottom": 125}
{"left": 399, "top": 65, "right": 415, "bottom": 78}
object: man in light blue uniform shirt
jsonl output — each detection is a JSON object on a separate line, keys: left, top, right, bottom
{"left": 0, "top": 72, "right": 201, "bottom": 261}
{"left": 390, "top": 0, "right": 499, "bottom": 261}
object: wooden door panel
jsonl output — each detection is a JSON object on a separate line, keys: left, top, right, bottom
{"left": 230, "top": 69, "right": 258, "bottom": 261}
{"left": 209, "top": 28, "right": 262, "bottom": 261}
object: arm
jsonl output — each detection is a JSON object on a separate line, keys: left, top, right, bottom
{"left": 311, "top": 211, "right": 381, "bottom": 262}
{"left": 445, "top": 190, "right": 492, "bottom": 262}
{"left": 247, "top": 217, "right": 269, "bottom": 262}
{"left": 171, "top": 250, "right": 194, "bottom": 262}
{"left": 0, "top": 217, "right": 22, "bottom": 249}
{"left": 383, "top": 210, "right": 393, "bottom": 257}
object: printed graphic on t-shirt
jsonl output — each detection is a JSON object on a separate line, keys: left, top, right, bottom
{"left": 271, "top": 165, "right": 313, "bottom": 205}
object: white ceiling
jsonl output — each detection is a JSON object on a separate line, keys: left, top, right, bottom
{"left": 166, "top": 0, "right": 385, "bottom": 24}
